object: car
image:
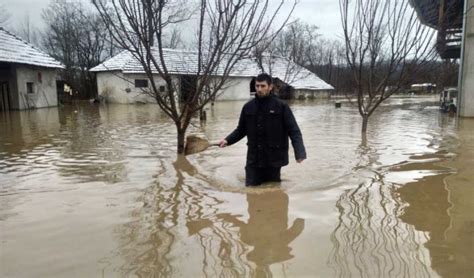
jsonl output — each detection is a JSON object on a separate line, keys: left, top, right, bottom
{"left": 440, "top": 88, "right": 457, "bottom": 113}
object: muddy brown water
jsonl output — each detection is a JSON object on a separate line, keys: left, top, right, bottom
{"left": 0, "top": 97, "right": 473, "bottom": 277}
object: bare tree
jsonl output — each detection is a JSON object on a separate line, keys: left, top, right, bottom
{"left": 275, "top": 20, "right": 319, "bottom": 66}
{"left": 75, "top": 9, "right": 119, "bottom": 98}
{"left": 438, "top": 59, "right": 459, "bottom": 89}
{"left": 42, "top": 1, "right": 78, "bottom": 96}
{"left": 253, "top": 20, "right": 318, "bottom": 97}
{"left": 339, "top": 0, "right": 437, "bottom": 133}
{"left": 92, "top": 0, "right": 296, "bottom": 154}
{"left": 16, "top": 14, "right": 41, "bottom": 45}
{"left": 254, "top": 21, "right": 353, "bottom": 96}
{"left": 306, "top": 39, "right": 349, "bottom": 93}
{"left": 42, "top": 0, "right": 117, "bottom": 99}
{"left": 164, "top": 27, "right": 183, "bottom": 49}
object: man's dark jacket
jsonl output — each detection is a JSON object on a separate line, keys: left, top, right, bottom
{"left": 225, "top": 94, "right": 306, "bottom": 168}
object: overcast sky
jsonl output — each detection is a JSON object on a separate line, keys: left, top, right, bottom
{"left": 1, "top": 0, "right": 344, "bottom": 40}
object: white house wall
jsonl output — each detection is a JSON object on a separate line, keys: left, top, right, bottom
{"left": 97, "top": 73, "right": 252, "bottom": 103}
{"left": 97, "top": 72, "right": 171, "bottom": 104}
{"left": 15, "top": 65, "right": 58, "bottom": 110}
{"left": 214, "top": 76, "right": 252, "bottom": 101}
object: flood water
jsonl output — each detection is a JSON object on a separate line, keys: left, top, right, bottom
{"left": 0, "top": 97, "right": 473, "bottom": 277}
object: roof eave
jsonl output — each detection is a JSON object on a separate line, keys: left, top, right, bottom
{"left": 0, "top": 60, "right": 65, "bottom": 70}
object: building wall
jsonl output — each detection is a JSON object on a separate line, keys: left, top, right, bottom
{"left": 96, "top": 72, "right": 252, "bottom": 103}
{"left": 0, "top": 65, "right": 14, "bottom": 110}
{"left": 294, "top": 89, "right": 332, "bottom": 100}
{"left": 0, "top": 64, "right": 19, "bottom": 110}
{"left": 14, "top": 65, "right": 58, "bottom": 110}
{"left": 214, "top": 76, "right": 252, "bottom": 101}
{"left": 96, "top": 72, "right": 178, "bottom": 104}
{"left": 460, "top": 0, "right": 474, "bottom": 117}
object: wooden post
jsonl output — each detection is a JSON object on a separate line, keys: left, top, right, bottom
{"left": 437, "top": 0, "right": 446, "bottom": 55}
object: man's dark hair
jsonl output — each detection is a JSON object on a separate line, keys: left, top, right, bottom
{"left": 255, "top": 73, "right": 273, "bottom": 85}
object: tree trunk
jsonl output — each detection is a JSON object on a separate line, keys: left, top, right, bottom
{"left": 177, "top": 128, "right": 185, "bottom": 154}
{"left": 361, "top": 115, "right": 369, "bottom": 134}
{"left": 199, "top": 108, "right": 206, "bottom": 122}
{"left": 361, "top": 131, "right": 367, "bottom": 146}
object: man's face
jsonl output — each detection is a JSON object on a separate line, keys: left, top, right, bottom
{"left": 255, "top": 80, "right": 273, "bottom": 97}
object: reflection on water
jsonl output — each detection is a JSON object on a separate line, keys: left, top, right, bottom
{"left": 1, "top": 98, "right": 473, "bottom": 277}
{"left": 328, "top": 116, "right": 473, "bottom": 278}
{"left": 116, "top": 158, "right": 176, "bottom": 277}
{"left": 115, "top": 154, "right": 303, "bottom": 277}
{"left": 209, "top": 190, "right": 303, "bottom": 277}
{"left": 328, "top": 145, "right": 443, "bottom": 277}
{"left": 398, "top": 119, "right": 474, "bottom": 278}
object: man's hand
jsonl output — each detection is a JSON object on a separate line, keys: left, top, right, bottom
{"left": 296, "top": 159, "right": 305, "bottom": 163}
{"left": 219, "top": 139, "right": 228, "bottom": 148}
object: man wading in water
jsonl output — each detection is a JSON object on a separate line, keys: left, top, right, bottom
{"left": 219, "top": 73, "right": 306, "bottom": 186}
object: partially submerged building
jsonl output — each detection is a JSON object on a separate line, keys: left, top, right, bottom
{"left": 409, "top": 83, "right": 437, "bottom": 94}
{"left": 410, "top": 0, "right": 474, "bottom": 117}
{"left": 90, "top": 48, "right": 333, "bottom": 104}
{"left": 0, "top": 27, "right": 64, "bottom": 111}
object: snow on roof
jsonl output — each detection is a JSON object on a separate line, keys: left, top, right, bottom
{"left": 0, "top": 27, "right": 64, "bottom": 69}
{"left": 91, "top": 48, "right": 333, "bottom": 90}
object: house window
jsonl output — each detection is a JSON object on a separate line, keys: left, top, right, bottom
{"left": 26, "top": 82, "right": 34, "bottom": 94}
{"left": 159, "top": 85, "right": 165, "bottom": 92}
{"left": 134, "top": 79, "right": 148, "bottom": 88}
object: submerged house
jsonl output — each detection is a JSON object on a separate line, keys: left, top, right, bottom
{"left": 90, "top": 48, "right": 333, "bottom": 104}
{"left": 0, "top": 27, "right": 64, "bottom": 111}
